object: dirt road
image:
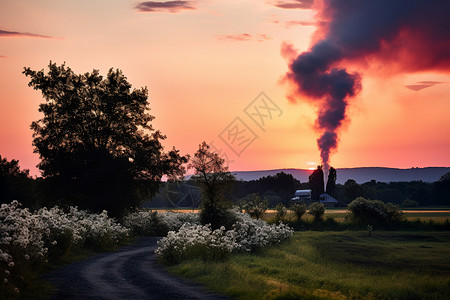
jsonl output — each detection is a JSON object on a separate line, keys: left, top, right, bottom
{"left": 45, "top": 237, "right": 230, "bottom": 300}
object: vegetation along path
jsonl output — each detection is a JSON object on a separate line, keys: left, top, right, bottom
{"left": 45, "top": 237, "right": 230, "bottom": 300}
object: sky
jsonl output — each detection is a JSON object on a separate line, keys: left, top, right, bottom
{"left": 1, "top": 0, "right": 449, "bottom": 177}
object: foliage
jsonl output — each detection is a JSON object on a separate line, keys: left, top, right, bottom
{"left": 308, "top": 166, "right": 324, "bottom": 200}
{"left": 290, "top": 202, "right": 307, "bottom": 221}
{"left": 432, "top": 172, "right": 450, "bottom": 206}
{"left": 241, "top": 194, "right": 268, "bottom": 219}
{"left": 23, "top": 62, "right": 187, "bottom": 217}
{"left": 274, "top": 203, "right": 287, "bottom": 222}
{"left": 347, "top": 197, "right": 403, "bottom": 225}
{"left": 0, "top": 156, "right": 40, "bottom": 209}
{"left": 325, "top": 166, "right": 337, "bottom": 198}
{"left": 189, "top": 142, "right": 235, "bottom": 229}
{"left": 123, "top": 210, "right": 198, "bottom": 236}
{"left": 308, "top": 202, "right": 325, "bottom": 221}
{"left": 401, "top": 198, "right": 419, "bottom": 207}
{"left": 232, "top": 172, "right": 303, "bottom": 207}
{"left": 0, "top": 200, "right": 129, "bottom": 297}
{"left": 167, "top": 231, "right": 450, "bottom": 300}
{"left": 155, "top": 210, "right": 293, "bottom": 264}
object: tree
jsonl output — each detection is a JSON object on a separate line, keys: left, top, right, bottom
{"left": 241, "top": 194, "right": 268, "bottom": 219}
{"left": 308, "top": 166, "right": 324, "bottom": 200}
{"left": 432, "top": 172, "right": 450, "bottom": 205}
{"left": 325, "top": 166, "right": 338, "bottom": 199}
{"left": 23, "top": 62, "right": 187, "bottom": 218}
{"left": 188, "top": 142, "right": 235, "bottom": 229}
{"left": 0, "top": 155, "right": 40, "bottom": 208}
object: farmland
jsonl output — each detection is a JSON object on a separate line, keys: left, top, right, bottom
{"left": 167, "top": 231, "right": 450, "bottom": 299}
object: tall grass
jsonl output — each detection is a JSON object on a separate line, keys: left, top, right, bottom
{"left": 166, "top": 231, "right": 450, "bottom": 300}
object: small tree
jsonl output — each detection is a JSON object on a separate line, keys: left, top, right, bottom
{"left": 290, "top": 202, "right": 307, "bottom": 221}
{"left": 242, "top": 194, "right": 268, "bottom": 219}
{"left": 275, "top": 203, "right": 287, "bottom": 223}
{"left": 308, "top": 202, "right": 325, "bottom": 221}
{"left": 189, "top": 142, "right": 235, "bottom": 229}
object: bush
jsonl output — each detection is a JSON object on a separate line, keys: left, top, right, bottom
{"left": 123, "top": 210, "right": 199, "bottom": 236}
{"left": 0, "top": 201, "right": 130, "bottom": 297}
{"left": 275, "top": 203, "right": 287, "bottom": 222}
{"left": 308, "top": 202, "right": 325, "bottom": 221}
{"left": 155, "top": 210, "right": 294, "bottom": 264}
{"left": 347, "top": 197, "right": 403, "bottom": 225}
{"left": 200, "top": 203, "right": 236, "bottom": 230}
{"left": 401, "top": 199, "right": 419, "bottom": 208}
{"left": 290, "top": 202, "right": 307, "bottom": 221}
{"left": 242, "top": 194, "right": 268, "bottom": 219}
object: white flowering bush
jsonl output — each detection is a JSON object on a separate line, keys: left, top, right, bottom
{"left": 156, "top": 210, "right": 294, "bottom": 264}
{"left": 155, "top": 224, "right": 238, "bottom": 263}
{"left": 1, "top": 201, "right": 47, "bottom": 295}
{"left": 1, "top": 201, "right": 130, "bottom": 296}
{"left": 123, "top": 210, "right": 199, "bottom": 236}
{"left": 67, "top": 207, "right": 129, "bottom": 251}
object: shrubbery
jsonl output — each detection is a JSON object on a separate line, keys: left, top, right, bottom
{"left": 290, "top": 202, "right": 308, "bottom": 221}
{"left": 155, "top": 210, "right": 294, "bottom": 264}
{"left": 308, "top": 202, "right": 325, "bottom": 221}
{"left": 1, "top": 201, "right": 130, "bottom": 296}
{"left": 123, "top": 210, "right": 198, "bottom": 236}
{"left": 347, "top": 197, "right": 403, "bottom": 225}
{"left": 241, "top": 194, "right": 268, "bottom": 219}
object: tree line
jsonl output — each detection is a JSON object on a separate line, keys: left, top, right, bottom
{"left": 1, "top": 62, "right": 449, "bottom": 218}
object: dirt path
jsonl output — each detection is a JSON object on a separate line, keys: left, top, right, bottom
{"left": 45, "top": 237, "right": 230, "bottom": 300}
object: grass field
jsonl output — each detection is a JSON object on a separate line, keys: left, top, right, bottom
{"left": 166, "top": 231, "right": 450, "bottom": 300}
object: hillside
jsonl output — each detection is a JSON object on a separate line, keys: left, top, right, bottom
{"left": 231, "top": 167, "right": 450, "bottom": 184}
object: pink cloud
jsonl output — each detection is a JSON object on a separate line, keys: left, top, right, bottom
{"left": 217, "top": 33, "right": 272, "bottom": 42}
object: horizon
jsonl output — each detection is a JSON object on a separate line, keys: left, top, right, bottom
{"left": 1, "top": 1, "right": 449, "bottom": 177}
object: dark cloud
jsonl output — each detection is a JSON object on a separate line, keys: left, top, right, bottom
{"left": 135, "top": 1, "right": 195, "bottom": 13}
{"left": 0, "top": 29, "right": 54, "bottom": 39}
{"left": 273, "top": 0, "right": 313, "bottom": 9}
{"left": 217, "top": 34, "right": 272, "bottom": 42}
{"left": 405, "top": 81, "right": 445, "bottom": 91}
{"left": 0, "top": 55, "right": 6, "bottom": 58}
{"left": 283, "top": 0, "right": 450, "bottom": 178}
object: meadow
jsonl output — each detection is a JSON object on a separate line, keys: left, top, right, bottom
{"left": 167, "top": 231, "right": 450, "bottom": 300}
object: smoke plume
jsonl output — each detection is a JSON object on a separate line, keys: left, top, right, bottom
{"left": 283, "top": 0, "right": 450, "bottom": 186}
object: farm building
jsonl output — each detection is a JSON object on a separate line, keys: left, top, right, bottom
{"left": 319, "top": 193, "right": 339, "bottom": 206}
{"left": 291, "top": 189, "right": 312, "bottom": 203}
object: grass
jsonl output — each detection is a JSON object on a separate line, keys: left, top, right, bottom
{"left": 166, "top": 231, "right": 450, "bottom": 299}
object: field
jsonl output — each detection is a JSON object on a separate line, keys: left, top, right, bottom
{"left": 166, "top": 231, "right": 450, "bottom": 300}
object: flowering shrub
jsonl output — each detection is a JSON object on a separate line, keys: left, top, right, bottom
{"left": 155, "top": 224, "right": 238, "bottom": 263}
{"left": 1, "top": 201, "right": 47, "bottom": 295}
{"left": 156, "top": 210, "right": 294, "bottom": 264}
{"left": 123, "top": 210, "right": 199, "bottom": 236}
{"left": 1, "top": 201, "right": 130, "bottom": 296}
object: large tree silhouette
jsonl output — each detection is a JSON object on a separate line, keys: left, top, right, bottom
{"left": 24, "top": 62, "right": 187, "bottom": 217}
{"left": 326, "top": 166, "right": 338, "bottom": 199}
{"left": 308, "top": 166, "right": 324, "bottom": 200}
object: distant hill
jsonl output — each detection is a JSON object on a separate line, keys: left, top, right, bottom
{"left": 231, "top": 167, "right": 450, "bottom": 184}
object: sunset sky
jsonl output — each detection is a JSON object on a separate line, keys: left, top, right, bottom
{"left": 1, "top": 0, "right": 449, "bottom": 177}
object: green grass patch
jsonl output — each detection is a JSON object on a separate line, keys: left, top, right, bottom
{"left": 166, "top": 231, "right": 450, "bottom": 300}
